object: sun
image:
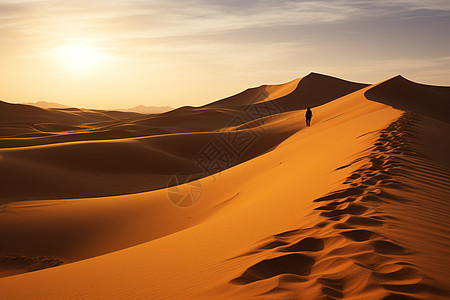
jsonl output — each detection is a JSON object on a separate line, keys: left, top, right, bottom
{"left": 57, "top": 44, "right": 107, "bottom": 71}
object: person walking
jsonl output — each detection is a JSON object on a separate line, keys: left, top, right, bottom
{"left": 305, "top": 107, "right": 313, "bottom": 127}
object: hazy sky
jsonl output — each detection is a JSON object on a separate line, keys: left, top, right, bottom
{"left": 1, "top": 0, "right": 449, "bottom": 109}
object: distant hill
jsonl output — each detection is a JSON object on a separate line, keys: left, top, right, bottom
{"left": 22, "top": 101, "right": 69, "bottom": 109}
{"left": 117, "top": 105, "right": 173, "bottom": 114}
{"left": 21, "top": 101, "right": 173, "bottom": 114}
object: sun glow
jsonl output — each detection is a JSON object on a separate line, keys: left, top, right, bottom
{"left": 57, "top": 44, "right": 107, "bottom": 71}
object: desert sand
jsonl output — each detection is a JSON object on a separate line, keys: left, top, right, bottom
{"left": 0, "top": 73, "right": 449, "bottom": 299}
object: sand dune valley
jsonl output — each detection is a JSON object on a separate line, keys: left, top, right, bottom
{"left": 0, "top": 72, "right": 449, "bottom": 300}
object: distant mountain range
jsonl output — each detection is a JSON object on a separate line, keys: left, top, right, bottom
{"left": 116, "top": 105, "right": 173, "bottom": 114}
{"left": 21, "top": 101, "right": 173, "bottom": 114}
{"left": 22, "top": 101, "right": 70, "bottom": 109}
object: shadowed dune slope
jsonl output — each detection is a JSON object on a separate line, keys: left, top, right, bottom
{"left": 365, "top": 75, "right": 450, "bottom": 123}
{"left": 0, "top": 101, "right": 140, "bottom": 125}
{"left": 274, "top": 72, "right": 369, "bottom": 111}
{"left": 0, "top": 101, "right": 60, "bottom": 124}
{"left": 0, "top": 101, "right": 144, "bottom": 142}
{"left": 202, "top": 72, "right": 368, "bottom": 111}
{"left": 0, "top": 112, "right": 302, "bottom": 201}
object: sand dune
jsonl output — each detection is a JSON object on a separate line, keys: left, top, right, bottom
{"left": 0, "top": 73, "right": 449, "bottom": 299}
{"left": 1, "top": 75, "right": 326, "bottom": 201}
{"left": 365, "top": 75, "right": 450, "bottom": 123}
{"left": 0, "top": 101, "right": 139, "bottom": 125}
{"left": 0, "top": 114, "right": 301, "bottom": 201}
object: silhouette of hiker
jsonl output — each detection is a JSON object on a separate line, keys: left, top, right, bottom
{"left": 305, "top": 107, "right": 313, "bottom": 127}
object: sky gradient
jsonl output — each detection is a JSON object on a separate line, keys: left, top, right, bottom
{"left": 1, "top": 0, "right": 449, "bottom": 109}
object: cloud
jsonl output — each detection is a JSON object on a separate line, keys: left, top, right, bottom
{"left": 2, "top": 0, "right": 449, "bottom": 75}
{"left": 2, "top": 0, "right": 449, "bottom": 47}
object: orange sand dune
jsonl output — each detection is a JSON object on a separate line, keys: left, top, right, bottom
{"left": 1, "top": 74, "right": 349, "bottom": 201}
{"left": 0, "top": 116, "right": 301, "bottom": 201}
{"left": 0, "top": 74, "right": 449, "bottom": 299}
{"left": 0, "top": 73, "right": 370, "bottom": 202}
{"left": 0, "top": 101, "right": 143, "bottom": 141}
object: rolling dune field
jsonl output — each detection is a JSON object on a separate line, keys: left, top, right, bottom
{"left": 0, "top": 73, "right": 448, "bottom": 299}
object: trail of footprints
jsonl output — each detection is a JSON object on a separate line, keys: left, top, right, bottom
{"left": 230, "top": 113, "right": 444, "bottom": 299}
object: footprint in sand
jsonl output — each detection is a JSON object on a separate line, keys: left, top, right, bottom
{"left": 340, "top": 229, "right": 381, "bottom": 242}
{"left": 231, "top": 253, "right": 315, "bottom": 285}
{"left": 279, "top": 237, "right": 325, "bottom": 252}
